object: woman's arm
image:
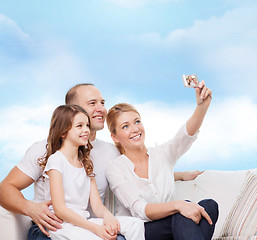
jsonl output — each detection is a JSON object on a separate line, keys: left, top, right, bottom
{"left": 186, "top": 80, "right": 212, "bottom": 136}
{"left": 145, "top": 200, "right": 212, "bottom": 225}
{"left": 47, "top": 170, "right": 116, "bottom": 240}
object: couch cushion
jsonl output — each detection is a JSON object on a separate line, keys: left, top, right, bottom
{"left": 213, "top": 237, "right": 257, "bottom": 240}
{"left": 0, "top": 206, "right": 31, "bottom": 240}
{"left": 175, "top": 170, "right": 248, "bottom": 239}
{"left": 220, "top": 171, "right": 257, "bottom": 239}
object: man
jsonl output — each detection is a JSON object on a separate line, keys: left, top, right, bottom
{"left": 0, "top": 83, "right": 200, "bottom": 240}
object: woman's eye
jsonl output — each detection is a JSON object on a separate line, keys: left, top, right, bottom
{"left": 135, "top": 120, "right": 141, "bottom": 124}
{"left": 77, "top": 124, "right": 82, "bottom": 128}
{"left": 122, "top": 125, "right": 128, "bottom": 129}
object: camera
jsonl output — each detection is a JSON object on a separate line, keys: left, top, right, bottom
{"left": 182, "top": 74, "right": 199, "bottom": 88}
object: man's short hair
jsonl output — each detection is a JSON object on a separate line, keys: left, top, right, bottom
{"left": 65, "top": 83, "right": 94, "bottom": 104}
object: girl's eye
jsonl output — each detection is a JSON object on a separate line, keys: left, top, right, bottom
{"left": 77, "top": 124, "right": 82, "bottom": 128}
{"left": 122, "top": 125, "right": 128, "bottom": 129}
{"left": 87, "top": 123, "right": 90, "bottom": 128}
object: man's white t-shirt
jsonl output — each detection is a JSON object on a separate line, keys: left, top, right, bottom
{"left": 16, "top": 138, "right": 120, "bottom": 204}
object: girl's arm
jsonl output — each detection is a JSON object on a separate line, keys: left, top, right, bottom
{"left": 89, "top": 178, "right": 120, "bottom": 235}
{"left": 186, "top": 80, "right": 212, "bottom": 136}
{"left": 47, "top": 170, "right": 116, "bottom": 240}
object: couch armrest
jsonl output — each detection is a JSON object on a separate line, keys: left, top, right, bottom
{"left": 0, "top": 206, "right": 32, "bottom": 240}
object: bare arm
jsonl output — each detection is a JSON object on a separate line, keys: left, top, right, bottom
{"left": 145, "top": 200, "right": 212, "bottom": 225}
{"left": 186, "top": 80, "right": 212, "bottom": 136}
{"left": 0, "top": 167, "right": 62, "bottom": 236}
{"left": 90, "top": 178, "right": 120, "bottom": 236}
{"left": 48, "top": 170, "right": 116, "bottom": 240}
{"left": 174, "top": 170, "right": 204, "bottom": 181}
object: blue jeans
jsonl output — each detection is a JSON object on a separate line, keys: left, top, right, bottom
{"left": 144, "top": 199, "right": 219, "bottom": 240}
{"left": 28, "top": 223, "right": 126, "bottom": 240}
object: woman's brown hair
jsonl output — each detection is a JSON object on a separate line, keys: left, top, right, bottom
{"left": 38, "top": 104, "right": 94, "bottom": 177}
{"left": 106, "top": 103, "right": 140, "bottom": 154}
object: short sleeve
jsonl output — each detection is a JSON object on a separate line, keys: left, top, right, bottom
{"left": 43, "top": 152, "right": 65, "bottom": 177}
{"left": 16, "top": 140, "right": 47, "bottom": 181}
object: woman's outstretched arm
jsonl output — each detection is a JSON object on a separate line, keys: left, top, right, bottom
{"left": 186, "top": 80, "right": 212, "bottom": 136}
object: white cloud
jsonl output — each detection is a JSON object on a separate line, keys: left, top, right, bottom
{"left": 0, "top": 105, "right": 54, "bottom": 158}
{"left": 128, "top": 3, "right": 257, "bottom": 93}
{"left": 99, "top": 96, "right": 257, "bottom": 170}
{"left": 1, "top": 96, "right": 256, "bottom": 177}
{"left": 0, "top": 14, "right": 31, "bottom": 42}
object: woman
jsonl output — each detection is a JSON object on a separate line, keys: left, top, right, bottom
{"left": 106, "top": 81, "right": 218, "bottom": 240}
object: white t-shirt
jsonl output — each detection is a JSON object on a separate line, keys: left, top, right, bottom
{"left": 106, "top": 124, "right": 198, "bottom": 221}
{"left": 16, "top": 138, "right": 120, "bottom": 203}
{"left": 43, "top": 151, "right": 91, "bottom": 218}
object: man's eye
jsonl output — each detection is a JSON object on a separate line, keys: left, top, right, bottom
{"left": 89, "top": 102, "right": 95, "bottom": 105}
{"left": 101, "top": 101, "right": 105, "bottom": 105}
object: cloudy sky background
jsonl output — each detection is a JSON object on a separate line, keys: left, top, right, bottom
{"left": 1, "top": 0, "right": 257, "bottom": 199}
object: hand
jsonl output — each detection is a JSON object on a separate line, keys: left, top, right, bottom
{"left": 176, "top": 200, "right": 213, "bottom": 225}
{"left": 28, "top": 200, "right": 62, "bottom": 236}
{"left": 195, "top": 80, "right": 212, "bottom": 106}
{"left": 181, "top": 170, "right": 204, "bottom": 181}
{"left": 93, "top": 224, "right": 117, "bottom": 240}
{"left": 103, "top": 212, "right": 120, "bottom": 236}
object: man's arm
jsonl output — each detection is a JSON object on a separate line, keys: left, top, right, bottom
{"left": 174, "top": 170, "right": 203, "bottom": 181}
{"left": 0, "top": 166, "right": 62, "bottom": 236}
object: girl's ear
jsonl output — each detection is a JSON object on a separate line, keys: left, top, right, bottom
{"left": 62, "top": 132, "right": 67, "bottom": 139}
{"left": 111, "top": 133, "right": 119, "bottom": 143}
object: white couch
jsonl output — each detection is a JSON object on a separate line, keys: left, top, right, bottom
{"left": 1, "top": 169, "right": 256, "bottom": 240}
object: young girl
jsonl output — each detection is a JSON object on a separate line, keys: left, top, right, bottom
{"left": 40, "top": 104, "right": 145, "bottom": 240}
{"left": 106, "top": 81, "right": 219, "bottom": 240}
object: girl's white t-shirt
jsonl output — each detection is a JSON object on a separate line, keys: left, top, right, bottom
{"left": 43, "top": 151, "right": 91, "bottom": 217}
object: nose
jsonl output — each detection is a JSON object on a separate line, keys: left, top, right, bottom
{"left": 132, "top": 124, "right": 139, "bottom": 132}
{"left": 83, "top": 125, "right": 90, "bottom": 133}
{"left": 95, "top": 102, "right": 105, "bottom": 112}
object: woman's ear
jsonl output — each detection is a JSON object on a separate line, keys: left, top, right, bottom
{"left": 111, "top": 133, "right": 119, "bottom": 143}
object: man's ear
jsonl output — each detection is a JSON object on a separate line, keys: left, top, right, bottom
{"left": 111, "top": 133, "right": 119, "bottom": 143}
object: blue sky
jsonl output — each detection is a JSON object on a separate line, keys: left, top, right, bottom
{"left": 1, "top": 0, "right": 257, "bottom": 198}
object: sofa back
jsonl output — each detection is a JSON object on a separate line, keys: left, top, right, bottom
{"left": 174, "top": 169, "right": 250, "bottom": 239}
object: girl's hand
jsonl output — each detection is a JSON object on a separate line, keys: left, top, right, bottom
{"left": 176, "top": 200, "right": 213, "bottom": 225}
{"left": 195, "top": 80, "right": 212, "bottom": 106}
{"left": 103, "top": 212, "right": 120, "bottom": 236}
{"left": 93, "top": 224, "right": 117, "bottom": 240}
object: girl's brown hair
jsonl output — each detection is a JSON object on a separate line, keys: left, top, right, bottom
{"left": 106, "top": 103, "right": 140, "bottom": 154}
{"left": 38, "top": 104, "right": 94, "bottom": 177}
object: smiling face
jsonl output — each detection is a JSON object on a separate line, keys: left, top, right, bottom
{"left": 75, "top": 85, "right": 107, "bottom": 138}
{"left": 64, "top": 112, "right": 90, "bottom": 147}
{"left": 111, "top": 111, "right": 145, "bottom": 152}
